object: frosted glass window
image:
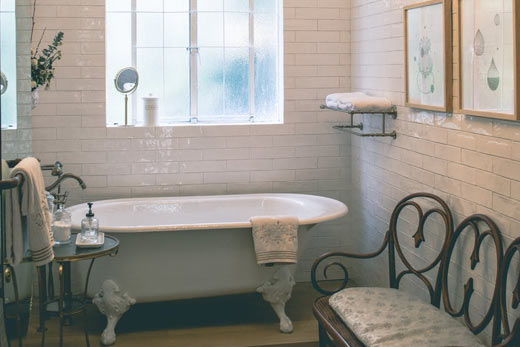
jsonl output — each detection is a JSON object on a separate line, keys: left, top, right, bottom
{"left": 106, "top": 0, "right": 282, "bottom": 125}
{"left": 1, "top": 5, "right": 17, "bottom": 129}
{"left": 225, "top": 0, "right": 249, "bottom": 12}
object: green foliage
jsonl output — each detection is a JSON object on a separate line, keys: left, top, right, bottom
{"left": 31, "top": 31, "right": 64, "bottom": 91}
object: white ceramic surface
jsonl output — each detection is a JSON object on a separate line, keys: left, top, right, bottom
{"left": 68, "top": 193, "right": 348, "bottom": 233}
{"left": 69, "top": 194, "right": 347, "bottom": 303}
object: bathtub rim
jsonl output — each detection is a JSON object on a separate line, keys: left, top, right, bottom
{"left": 67, "top": 193, "right": 348, "bottom": 233}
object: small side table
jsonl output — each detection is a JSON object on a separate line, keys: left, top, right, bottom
{"left": 37, "top": 235, "right": 119, "bottom": 347}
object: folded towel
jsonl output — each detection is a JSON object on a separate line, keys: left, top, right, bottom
{"left": 251, "top": 216, "right": 298, "bottom": 265}
{"left": 326, "top": 92, "right": 393, "bottom": 112}
{"left": 5, "top": 158, "right": 54, "bottom": 266}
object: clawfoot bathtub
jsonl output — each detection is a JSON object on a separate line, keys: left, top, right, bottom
{"left": 68, "top": 193, "right": 347, "bottom": 342}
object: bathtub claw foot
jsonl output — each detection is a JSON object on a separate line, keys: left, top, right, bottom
{"left": 257, "top": 266, "right": 296, "bottom": 334}
{"left": 93, "top": 280, "right": 136, "bottom": 346}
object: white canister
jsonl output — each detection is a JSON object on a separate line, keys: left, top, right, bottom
{"left": 143, "top": 94, "right": 159, "bottom": 126}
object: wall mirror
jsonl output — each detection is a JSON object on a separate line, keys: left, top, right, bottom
{"left": 114, "top": 67, "right": 139, "bottom": 126}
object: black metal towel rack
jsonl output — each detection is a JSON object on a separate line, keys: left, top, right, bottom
{"left": 320, "top": 104, "right": 398, "bottom": 139}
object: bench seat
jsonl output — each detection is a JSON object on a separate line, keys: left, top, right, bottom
{"left": 327, "top": 287, "right": 486, "bottom": 347}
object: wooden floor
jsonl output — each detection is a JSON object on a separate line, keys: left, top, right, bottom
{"left": 10, "top": 282, "right": 322, "bottom": 347}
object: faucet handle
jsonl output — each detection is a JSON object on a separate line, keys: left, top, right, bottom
{"left": 52, "top": 161, "right": 63, "bottom": 177}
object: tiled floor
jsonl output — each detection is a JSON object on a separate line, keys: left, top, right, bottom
{"left": 14, "top": 282, "right": 322, "bottom": 347}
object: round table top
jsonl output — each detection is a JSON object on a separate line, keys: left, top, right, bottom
{"left": 52, "top": 234, "right": 119, "bottom": 262}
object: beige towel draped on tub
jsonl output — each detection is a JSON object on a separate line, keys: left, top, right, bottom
{"left": 251, "top": 216, "right": 298, "bottom": 265}
{"left": 5, "top": 157, "right": 54, "bottom": 266}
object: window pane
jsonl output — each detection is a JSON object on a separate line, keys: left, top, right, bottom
{"left": 254, "top": 0, "right": 276, "bottom": 13}
{"left": 198, "top": 13, "right": 224, "bottom": 46}
{"left": 137, "top": 13, "right": 164, "bottom": 47}
{"left": 255, "top": 49, "right": 277, "bottom": 119}
{"left": 255, "top": 14, "right": 278, "bottom": 119}
{"left": 165, "top": 13, "right": 189, "bottom": 47}
{"left": 106, "top": 12, "right": 132, "bottom": 125}
{"left": 137, "top": 48, "right": 164, "bottom": 124}
{"left": 164, "top": 48, "right": 190, "bottom": 121}
{"left": 198, "top": 48, "right": 224, "bottom": 117}
{"left": 1, "top": 0, "right": 15, "bottom": 12}
{"left": 255, "top": 13, "right": 277, "bottom": 47}
{"left": 198, "top": 0, "right": 223, "bottom": 11}
{"left": 165, "top": 0, "right": 189, "bottom": 12}
{"left": 1, "top": 11, "right": 16, "bottom": 128}
{"left": 106, "top": 0, "right": 131, "bottom": 12}
{"left": 137, "top": 0, "right": 163, "bottom": 12}
{"left": 225, "top": 0, "right": 249, "bottom": 12}
{"left": 225, "top": 48, "right": 249, "bottom": 115}
{"left": 225, "top": 13, "right": 249, "bottom": 47}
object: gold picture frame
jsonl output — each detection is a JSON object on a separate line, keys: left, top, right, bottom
{"left": 404, "top": 0, "right": 453, "bottom": 113}
{"left": 457, "top": 0, "right": 520, "bottom": 121}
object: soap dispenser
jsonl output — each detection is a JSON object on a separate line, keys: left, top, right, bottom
{"left": 81, "top": 202, "right": 99, "bottom": 243}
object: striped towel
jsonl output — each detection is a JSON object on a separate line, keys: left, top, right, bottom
{"left": 6, "top": 158, "right": 54, "bottom": 266}
{"left": 251, "top": 216, "right": 298, "bottom": 265}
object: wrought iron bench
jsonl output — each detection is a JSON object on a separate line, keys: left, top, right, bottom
{"left": 311, "top": 192, "right": 520, "bottom": 347}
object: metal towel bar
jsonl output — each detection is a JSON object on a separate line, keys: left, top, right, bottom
{"left": 320, "top": 104, "right": 398, "bottom": 139}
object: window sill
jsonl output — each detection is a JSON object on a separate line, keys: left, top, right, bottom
{"left": 106, "top": 120, "right": 283, "bottom": 128}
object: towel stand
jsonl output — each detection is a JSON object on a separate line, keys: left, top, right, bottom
{"left": 0, "top": 159, "right": 58, "bottom": 347}
{"left": 320, "top": 105, "right": 398, "bottom": 139}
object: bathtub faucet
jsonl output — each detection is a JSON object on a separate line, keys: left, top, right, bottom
{"left": 46, "top": 173, "right": 87, "bottom": 192}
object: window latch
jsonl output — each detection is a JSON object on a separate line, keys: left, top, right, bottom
{"left": 186, "top": 46, "right": 199, "bottom": 54}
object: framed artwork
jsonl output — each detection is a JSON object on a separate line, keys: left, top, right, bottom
{"left": 404, "top": 0, "right": 452, "bottom": 112}
{"left": 458, "top": 0, "right": 520, "bottom": 120}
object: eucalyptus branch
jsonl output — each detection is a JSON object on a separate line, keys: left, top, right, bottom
{"left": 34, "top": 28, "right": 46, "bottom": 57}
{"left": 30, "top": 0, "right": 36, "bottom": 43}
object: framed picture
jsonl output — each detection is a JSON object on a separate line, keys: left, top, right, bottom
{"left": 458, "top": 0, "right": 520, "bottom": 120}
{"left": 404, "top": 0, "right": 452, "bottom": 112}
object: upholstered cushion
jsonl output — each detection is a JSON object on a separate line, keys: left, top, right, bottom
{"left": 329, "top": 287, "right": 487, "bottom": 347}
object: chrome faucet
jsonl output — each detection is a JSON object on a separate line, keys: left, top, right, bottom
{"left": 46, "top": 173, "right": 87, "bottom": 192}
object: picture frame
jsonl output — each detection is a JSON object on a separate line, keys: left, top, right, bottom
{"left": 404, "top": 0, "right": 452, "bottom": 112}
{"left": 458, "top": 0, "right": 520, "bottom": 121}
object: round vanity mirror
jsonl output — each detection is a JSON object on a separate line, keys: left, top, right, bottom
{"left": 114, "top": 67, "right": 139, "bottom": 126}
{"left": 114, "top": 67, "right": 138, "bottom": 94}
{"left": 0, "top": 71, "right": 7, "bottom": 95}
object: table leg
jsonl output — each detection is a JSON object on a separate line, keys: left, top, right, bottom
{"left": 47, "top": 263, "right": 54, "bottom": 300}
{"left": 58, "top": 263, "right": 65, "bottom": 347}
{"left": 36, "top": 265, "right": 47, "bottom": 347}
{"left": 63, "top": 263, "right": 73, "bottom": 326}
{"left": 82, "top": 259, "right": 95, "bottom": 347}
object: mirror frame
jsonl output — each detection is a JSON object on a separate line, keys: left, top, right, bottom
{"left": 0, "top": 72, "right": 7, "bottom": 95}
{"left": 114, "top": 67, "right": 139, "bottom": 95}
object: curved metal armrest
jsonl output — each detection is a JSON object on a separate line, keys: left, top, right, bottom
{"left": 495, "top": 320, "right": 520, "bottom": 347}
{"left": 311, "top": 232, "right": 390, "bottom": 295}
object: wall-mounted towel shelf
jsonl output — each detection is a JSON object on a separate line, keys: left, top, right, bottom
{"left": 320, "top": 105, "right": 398, "bottom": 139}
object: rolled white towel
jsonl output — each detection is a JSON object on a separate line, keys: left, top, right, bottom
{"left": 326, "top": 92, "right": 393, "bottom": 112}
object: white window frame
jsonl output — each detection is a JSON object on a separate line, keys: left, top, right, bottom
{"left": 107, "top": 0, "right": 284, "bottom": 126}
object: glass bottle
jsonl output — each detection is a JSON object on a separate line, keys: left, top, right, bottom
{"left": 51, "top": 204, "right": 72, "bottom": 245}
{"left": 81, "top": 202, "right": 99, "bottom": 243}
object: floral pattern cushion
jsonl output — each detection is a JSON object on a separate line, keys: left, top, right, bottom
{"left": 329, "top": 287, "right": 487, "bottom": 347}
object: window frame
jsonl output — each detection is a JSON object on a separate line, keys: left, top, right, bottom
{"left": 106, "top": 0, "right": 284, "bottom": 126}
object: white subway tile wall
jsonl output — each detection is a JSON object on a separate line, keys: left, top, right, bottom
{"left": 2, "top": 0, "right": 32, "bottom": 160}
{"left": 30, "top": 0, "right": 352, "bottom": 281}
{"left": 349, "top": 0, "right": 520, "bottom": 342}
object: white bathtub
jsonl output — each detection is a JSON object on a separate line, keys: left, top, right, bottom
{"left": 67, "top": 193, "right": 348, "bottom": 303}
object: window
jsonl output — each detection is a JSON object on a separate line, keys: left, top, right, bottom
{"left": 1, "top": 0, "right": 17, "bottom": 129}
{"left": 106, "top": 0, "right": 283, "bottom": 126}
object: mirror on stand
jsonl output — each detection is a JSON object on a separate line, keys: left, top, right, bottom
{"left": 114, "top": 67, "right": 139, "bottom": 127}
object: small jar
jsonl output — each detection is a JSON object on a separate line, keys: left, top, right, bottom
{"left": 51, "top": 205, "right": 72, "bottom": 245}
{"left": 81, "top": 202, "right": 99, "bottom": 243}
